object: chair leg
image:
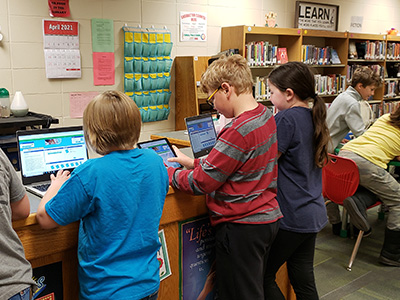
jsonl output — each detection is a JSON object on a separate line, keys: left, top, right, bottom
{"left": 340, "top": 207, "right": 348, "bottom": 238}
{"left": 347, "top": 230, "right": 364, "bottom": 271}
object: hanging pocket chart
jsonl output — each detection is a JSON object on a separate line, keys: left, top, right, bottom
{"left": 123, "top": 26, "right": 173, "bottom": 122}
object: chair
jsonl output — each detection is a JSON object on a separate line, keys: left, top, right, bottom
{"left": 322, "top": 153, "right": 381, "bottom": 271}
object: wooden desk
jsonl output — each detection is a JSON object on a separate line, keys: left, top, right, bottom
{"left": 151, "top": 130, "right": 190, "bottom": 148}
{"left": 14, "top": 188, "right": 294, "bottom": 299}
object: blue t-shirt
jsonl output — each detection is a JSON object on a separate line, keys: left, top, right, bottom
{"left": 275, "top": 107, "right": 327, "bottom": 233}
{"left": 46, "top": 149, "right": 169, "bottom": 300}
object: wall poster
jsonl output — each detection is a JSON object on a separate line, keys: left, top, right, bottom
{"left": 179, "top": 215, "right": 216, "bottom": 300}
{"left": 295, "top": 1, "right": 339, "bottom": 31}
{"left": 32, "top": 262, "right": 63, "bottom": 300}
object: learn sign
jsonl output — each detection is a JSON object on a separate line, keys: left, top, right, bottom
{"left": 295, "top": 1, "right": 339, "bottom": 31}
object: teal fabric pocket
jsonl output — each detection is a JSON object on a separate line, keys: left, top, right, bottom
{"left": 134, "top": 92, "right": 144, "bottom": 107}
{"left": 133, "top": 57, "right": 142, "bottom": 73}
{"left": 124, "top": 76, "right": 134, "bottom": 93}
{"left": 163, "top": 43, "right": 173, "bottom": 56}
{"left": 142, "top": 42, "right": 151, "bottom": 56}
{"left": 142, "top": 74, "right": 151, "bottom": 91}
{"left": 124, "top": 42, "right": 134, "bottom": 57}
{"left": 134, "top": 42, "right": 142, "bottom": 57}
{"left": 134, "top": 74, "right": 143, "bottom": 91}
{"left": 124, "top": 58, "right": 134, "bottom": 73}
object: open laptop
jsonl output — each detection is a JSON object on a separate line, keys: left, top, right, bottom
{"left": 185, "top": 114, "right": 217, "bottom": 159}
{"left": 16, "top": 126, "right": 88, "bottom": 197}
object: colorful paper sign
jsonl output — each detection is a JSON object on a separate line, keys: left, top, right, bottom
{"left": 93, "top": 52, "right": 115, "bottom": 86}
{"left": 48, "top": 0, "right": 70, "bottom": 17}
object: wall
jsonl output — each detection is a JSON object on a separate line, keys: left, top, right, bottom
{"left": 0, "top": 0, "right": 399, "bottom": 141}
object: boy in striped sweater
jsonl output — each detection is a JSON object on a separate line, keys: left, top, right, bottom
{"left": 168, "top": 54, "right": 282, "bottom": 300}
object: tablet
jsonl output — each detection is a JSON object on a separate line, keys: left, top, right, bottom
{"left": 137, "top": 138, "right": 182, "bottom": 168}
{"left": 185, "top": 113, "right": 217, "bottom": 158}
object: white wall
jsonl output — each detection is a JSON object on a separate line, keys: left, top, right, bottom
{"left": 0, "top": 0, "right": 399, "bottom": 140}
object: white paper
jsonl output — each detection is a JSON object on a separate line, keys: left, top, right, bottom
{"left": 180, "top": 12, "right": 207, "bottom": 42}
{"left": 350, "top": 16, "right": 363, "bottom": 33}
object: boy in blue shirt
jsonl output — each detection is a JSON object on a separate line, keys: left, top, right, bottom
{"left": 36, "top": 91, "right": 169, "bottom": 300}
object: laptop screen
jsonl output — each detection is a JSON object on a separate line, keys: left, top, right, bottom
{"left": 185, "top": 114, "right": 217, "bottom": 158}
{"left": 17, "top": 126, "right": 88, "bottom": 185}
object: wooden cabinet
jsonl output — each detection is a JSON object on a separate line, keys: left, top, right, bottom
{"left": 174, "top": 56, "right": 211, "bottom": 130}
{"left": 15, "top": 189, "right": 295, "bottom": 300}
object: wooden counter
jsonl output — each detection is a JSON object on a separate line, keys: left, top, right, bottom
{"left": 13, "top": 187, "right": 294, "bottom": 299}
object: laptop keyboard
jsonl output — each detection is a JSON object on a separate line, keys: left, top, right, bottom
{"left": 33, "top": 183, "right": 50, "bottom": 192}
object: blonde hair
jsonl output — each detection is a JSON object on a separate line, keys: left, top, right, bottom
{"left": 200, "top": 54, "right": 253, "bottom": 95}
{"left": 83, "top": 90, "right": 141, "bottom": 155}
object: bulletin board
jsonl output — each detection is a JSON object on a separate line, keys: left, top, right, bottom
{"left": 123, "top": 26, "right": 173, "bottom": 122}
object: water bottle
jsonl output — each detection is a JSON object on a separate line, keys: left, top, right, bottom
{"left": 0, "top": 88, "right": 10, "bottom": 118}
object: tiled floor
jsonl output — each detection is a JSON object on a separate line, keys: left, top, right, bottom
{"left": 314, "top": 207, "right": 400, "bottom": 300}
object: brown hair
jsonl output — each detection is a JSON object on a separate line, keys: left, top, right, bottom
{"left": 351, "top": 66, "right": 382, "bottom": 88}
{"left": 268, "top": 62, "right": 331, "bottom": 168}
{"left": 200, "top": 54, "right": 253, "bottom": 95}
{"left": 83, "top": 90, "right": 141, "bottom": 155}
{"left": 388, "top": 105, "right": 400, "bottom": 129}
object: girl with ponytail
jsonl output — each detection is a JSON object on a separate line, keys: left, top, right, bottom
{"left": 264, "top": 62, "right": 330, "bottom": 300}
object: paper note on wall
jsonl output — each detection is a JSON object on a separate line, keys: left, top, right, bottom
{"left": 93, "top": 52, "right": 115, "bottom": 86}
{"left": 69, "top": 92, "right": 100, "bottom": 118}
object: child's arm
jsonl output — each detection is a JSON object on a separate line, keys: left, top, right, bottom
{"left": 36, "top": 170, "right": 70, "bottom": 229}
{"left": 168, "top": 145, "right": 194, "bottom": 169}
{"left": 11, "top": 193, "right": 30, "bottom": 221}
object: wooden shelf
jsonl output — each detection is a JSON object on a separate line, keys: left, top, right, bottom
{"left": 175, "top": 56, "right": 211, "bottom": 130}
{"left": 347, "top": 59, "right": 385, "bottom": 63}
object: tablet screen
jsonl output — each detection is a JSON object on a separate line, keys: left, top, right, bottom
{"left": 137, "top": 138, "right": 182, "bottom": 168}
{"left": 185, "top": 114, "right": 217, "bottom": 158}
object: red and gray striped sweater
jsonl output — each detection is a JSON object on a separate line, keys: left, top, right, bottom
{"left": 168, "top": 104, "right": 282, "bottom": 226}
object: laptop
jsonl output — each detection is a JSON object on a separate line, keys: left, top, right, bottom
{"left": 137, "top": 138, "right": 182, "bottom": 168}
{"left": 185, "top": 114, "right": 217, "bottom": 158}
{"left": 16, "top": 126, "right": 88, "bottom": 197}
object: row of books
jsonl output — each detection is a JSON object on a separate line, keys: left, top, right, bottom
{"left": 245, "top": 41, "right": 288, "bottom": 66}
{"left": 371, "top": 101, "right": 400, "bottom": 118}
{"left": 346, "top": 64, "right": 384, "bottom": 82}
{"left": 348, "top": 41, "right": 386, "bottom": 60}
{"left": 254, "top": 76, "right": 270, "bottom": 100}
{"left": 386, "top": 43, "right": 400, "bottom": 60}
{"left": 254, "top": 74, "right": 346, "bottom": 101}
{"left": 301, "top": 45, "right": 341, "bottom": 65}
{"left": 315, "top": 74, "right": 346, "bottom": 96}
{"left": 384, "top": 80, "right": 400, "bottom": 98}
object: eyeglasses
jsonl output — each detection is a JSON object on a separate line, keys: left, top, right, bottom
{"left": 206, "top": 87, "right": 221, "bottom": 107}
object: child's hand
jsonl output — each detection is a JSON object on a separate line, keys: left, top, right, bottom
{"left": 168, "top": 145, "right": 195, "bottom": 169}
{"left": 49, "top": 170, "right": 71, "bottom": 191}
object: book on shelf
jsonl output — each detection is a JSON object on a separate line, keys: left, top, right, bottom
{"left": 245, "top": 41, "right": 283, "bottom": 66}
{"left": 277, "top": 48, "right": 288, "bottom": 64}
{"left": 314, "top": 74, "right": 346, "bottom": 96}
{"left": 354, "top": 41, "right": 386, "bottom": 60}
{"left": 387, "top": 43, "right": 400, "bottom": 60}
{"left": 301, "top": 45, "right": 340, "bottom": 65}
{"left": 330, "top": 49, "right": 341, "bottom": 64}
{"left": 349, "top": 41, "right": 357, "bottom": 59}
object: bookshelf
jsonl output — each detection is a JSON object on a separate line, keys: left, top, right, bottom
{"left": 173, "top": 27, "right": 400, "bottom": 131}
{"left": 347, "top": 32, "right": 386, "bottom": 102}
{"left": 219, "top": 26, "right": 400, "bottom": 116}
{"left": 174, "top": 56, "right": 211, "bottom": 130}
{"left": 221, "top": 26, "right": 348, "bottom": 102}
